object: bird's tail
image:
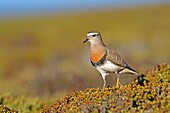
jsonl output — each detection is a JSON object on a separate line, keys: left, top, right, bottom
{"left": 119, "top": 65, "right": 138, "bottom": 75}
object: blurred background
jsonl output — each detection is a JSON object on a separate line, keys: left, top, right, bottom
{"left": 0, "top": 0, "right": 170, "bottom": 99}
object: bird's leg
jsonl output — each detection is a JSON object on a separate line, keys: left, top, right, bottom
{"left": 103, "top": 77, "right": 106, "bottom": 89}
{"left": 116, "top": 72, "right": 120, "bottom": 86}
{"left": 101, "top": 73, "right": 107, "bottom": 89}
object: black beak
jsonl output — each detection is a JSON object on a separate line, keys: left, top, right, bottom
{"left": 83, "top": 38, "right": 89, "bottom": 43}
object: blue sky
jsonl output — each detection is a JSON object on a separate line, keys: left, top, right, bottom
{"left": 0, "top": 0, "right": 170, "bottom": 18}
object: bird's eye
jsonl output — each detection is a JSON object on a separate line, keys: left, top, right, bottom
{"left": 92, "top": 34, "right": 96, "bottom": 37}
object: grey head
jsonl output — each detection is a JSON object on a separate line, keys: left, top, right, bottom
{"left": 83, "top": 30, "right": 104, "bottom": 45}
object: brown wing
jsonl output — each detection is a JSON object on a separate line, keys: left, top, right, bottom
{"left": 106, "top": 48, "right": 138, "bottom": 74}
{"left": 106, "top": 48, "right": 127, "bottom": 67}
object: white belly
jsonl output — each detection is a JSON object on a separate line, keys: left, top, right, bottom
{"left": 96, "top": 61, "right": 121, "bottom": 73}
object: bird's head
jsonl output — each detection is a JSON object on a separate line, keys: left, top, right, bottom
{"left": 83, "top": 30, "right": 102, "bottom": 44}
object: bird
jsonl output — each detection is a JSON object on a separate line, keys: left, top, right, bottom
{"left": 83, "top": 30, "right": 138, "bottom": 89}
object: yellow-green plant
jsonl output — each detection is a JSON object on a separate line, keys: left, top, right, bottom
{"left": 41, "top": 63, "right": 170, "bottom": 113}
{"left": 0, "top": 105, "right": 18, "bottom": 113}
{"left": 0, "top": 95, "right": 45, "bottom": 113}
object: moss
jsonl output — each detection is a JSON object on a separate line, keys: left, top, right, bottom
{"left": 0, "top": 105, "right": 18, "bottom": 113}
{"left": 41, "top": 63, "right": 170, "bottom": 113}
{"left": 0, "top": 95, "right": 45, "bottom": 113}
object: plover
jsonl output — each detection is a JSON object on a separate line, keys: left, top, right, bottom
{"left": 83, "top": 30, "right": 138, "bottom": 89}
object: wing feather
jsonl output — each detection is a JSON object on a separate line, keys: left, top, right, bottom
{"left": 106, "top": 48, "right": 126, "bottom": 67}
{"left": 106, "top": 48, "right": 138, "bottom": 74}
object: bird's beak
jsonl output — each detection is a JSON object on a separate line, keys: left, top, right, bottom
{"left": 83, "top": 37, "right": 89, "bottom": 43}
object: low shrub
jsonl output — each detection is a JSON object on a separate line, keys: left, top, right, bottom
{"left": 0, "top": 105, "right": 18, "bottom": 113}
{"left": 41, "top": 63, "right": 170, "bottom": 113}
{"left": 0, "top": 95, "right": 45, "bottom": 113}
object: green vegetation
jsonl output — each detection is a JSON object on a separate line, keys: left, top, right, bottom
{"left": 0, "top": 105, "right": 17, "bottom": 113}
{"left": 0, "top": 63, "right": 169, "bottom": 112}
{"left": 0, "top": 94, "right": 45, "bottom": 113}
{"left": 0, "top": 4, "right": 170, "bottom": 97}
{"left": 41, "top": 63, "right": 170, "bottom": 112}
{"left": 0, "top": 4, "right": 170, "bottom": 113}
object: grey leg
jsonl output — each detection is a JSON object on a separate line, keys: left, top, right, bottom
{"left": 116, "top": 72, "right": 120, "bottom": 86}
{"left": 103, "top": 77, "right": 106, "bottom": 89}
{"left": 101, "top": 72, "right": 108, "bottom": 89}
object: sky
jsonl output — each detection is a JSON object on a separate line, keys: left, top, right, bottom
{"left": 0, "top": 0, "right": 170, "bottom": 18}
